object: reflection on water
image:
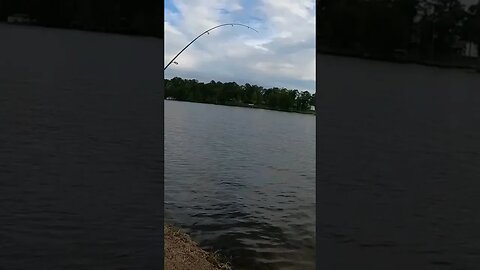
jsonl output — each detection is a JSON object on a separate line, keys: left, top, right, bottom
{"left": 165, "top": 100, "right": 315, "bottom": 270}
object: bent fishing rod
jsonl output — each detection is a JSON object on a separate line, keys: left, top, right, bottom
{"left": 164, "top": 23, "right": 258, "bottom": 71}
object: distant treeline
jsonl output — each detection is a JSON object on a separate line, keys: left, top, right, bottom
{"left": 318, "top": 0, "right": 480, "bottom": 61}
{"left": 0, "top": 0, "right": 162, "bottom": 37}
{"left": 165, "top": 77, "right": 315, "bottom": 113}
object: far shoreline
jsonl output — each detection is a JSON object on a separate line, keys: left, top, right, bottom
{"left": 0, "top": 22, "right": 161, "bottom": 40}
{"left": 165, "top": 99, "right": 316, "bottom": 115}
{"left": 317, "top": 49, "right": 480, "bottom": 72}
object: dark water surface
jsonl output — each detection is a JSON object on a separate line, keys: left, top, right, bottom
{"left": 164, "top": 100, "right": 316, "bottom": 270}
{"left": 0, "top": 24, "right": 163, "bottom": 269}
{"left": 317, "top": 54, "right": 480, "bottom": 269}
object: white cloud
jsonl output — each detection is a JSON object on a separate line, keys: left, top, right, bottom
{"left": 165, "top": 0, "right": 315, "bottom": 92}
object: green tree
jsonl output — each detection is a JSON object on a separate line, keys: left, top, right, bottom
{"left": 165, "top": 77, "right": 315, "bottom": 112}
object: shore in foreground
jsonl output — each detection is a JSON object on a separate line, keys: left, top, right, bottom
{"left": 164, "top": 224, "right": 231, "bottom": 270}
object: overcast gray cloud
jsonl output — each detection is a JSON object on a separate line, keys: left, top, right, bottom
{"left": 164, "top": 0, "right": 315, "bottom": 92}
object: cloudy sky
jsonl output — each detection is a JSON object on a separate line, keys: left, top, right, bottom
{"left": 164, "top": 0, "right": 316, "bottom": 92}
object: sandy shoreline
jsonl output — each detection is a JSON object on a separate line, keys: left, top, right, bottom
{"left": 164, "top": 224, "right": 231, "bottom": 270}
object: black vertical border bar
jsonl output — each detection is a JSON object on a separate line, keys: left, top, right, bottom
{"left": 315, "top": 1, "right": 320, "bottom": 269}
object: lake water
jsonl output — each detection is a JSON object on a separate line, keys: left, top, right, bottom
{"left": 164, "top": 100, "right": 316, "bottom": 270}
{"left": 0, "top": 24, "right": 163, "bottom": 269}
{"left": 3, "top": 22, "right": 480, "bottom": 270}
{"left": 317, "top": 54, "right": 480, "bottom": 269}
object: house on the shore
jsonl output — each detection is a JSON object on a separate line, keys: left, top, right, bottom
{"left": 453, "top": 40, "right": 478, "bottom": 58}
{"left": 464, "top": 42, "right": 478, "bottom": 58}
{"left": 7, "top": 14, "right": 35, "bottom": 24}
{"left": 310, "top": 105, "right": 315, "bottom": 111}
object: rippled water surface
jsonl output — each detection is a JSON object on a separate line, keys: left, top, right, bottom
{"left": 317, "top": 54, "right": 480, "bottom": 269}
{"left": 0, "top": 24, "right": 163, "bottom": 269}
{"left": 164, "top": 100, "right": 316, "bottom": 270}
